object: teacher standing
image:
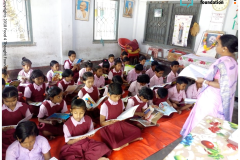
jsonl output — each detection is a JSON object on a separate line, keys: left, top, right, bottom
{"left": 181, "top": 34, "right": 238, "bottom": 138}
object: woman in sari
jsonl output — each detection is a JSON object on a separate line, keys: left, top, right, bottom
{"left": 181, "top": 34, "right": 238, "bottom": 138}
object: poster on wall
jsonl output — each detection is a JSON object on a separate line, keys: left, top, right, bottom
{"left": 75, "top": 0, "right": 90, "bottom": 21}
{"left": 172, "top": 15, "right": 193, "bottom": 47}
{"left": 208, "top": 13, "right": 225, "bottom": 31}
{"left": 123, "top": 0, "right": 134, "bottom": 18}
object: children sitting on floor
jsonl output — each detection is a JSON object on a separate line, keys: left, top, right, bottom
{"left": 122, "top": 57, "right": 130, "bottom": 74}
{"left": 38, "top": 86, "right": 68, "bottom": 139}
{"left": 127, "top": 64, "right": 143, "bottom": 83}
{"left": 100, "top": 83, "right": 142, "bottom": 151}
{"left": 167, "top": 61, "right": 179, "bottom": 83}
{"left": 128, "top": 74, "right": 150, "bottom": 96}
{"left": 64, "top": 50, "right": 80, "bottom": 83}
{"left": 46, "top": 60, "right": 60, "bottom": 85}
{"left": 149, "top": 87, "right": 173, "bottom": 107}
{"left": 108, "top": 59, "right": 127, "bottom": 83}
{"left": 6, "top": 121, "right": 51, "bottom": 160}
{"left": 60, "top": 98, "right": 111, "bottom": 160}
{"left": 78, "top": 60, "right": 93, "bottom": 84}
{"left": 93, "top": 65, "right": 105, "bottom": 88}
{"left": 146, "top": 60, "right": 159, "bottom": 78}
{"left": 149, "top": 65, "right": 165, "bottom": 87}
{"left": 100, "top": 54, "right": 115, "bottom": 69}
{"left": 168, "top": 77, "right": 192, "bottom": 114}
{"left": 186, "top": 82, "right": 202, "bottom": 99}
{"left": 24, "top": 69, "right": 48, "bottom": 115}
{"left": 139, "top": 55, "right": 147, "bottom": 73}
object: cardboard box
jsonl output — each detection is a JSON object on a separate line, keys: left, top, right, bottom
{"left": 167, "top": 49, "right": 186, "bottom": 62}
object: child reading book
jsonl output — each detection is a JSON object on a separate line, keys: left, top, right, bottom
{"left": 24, "top": 70, "right": 48, "bottom": 115}
{"left": 120, "top": 51, "right": 128, "bottom": 62}
{"left": 64, "top": 50, "right": 80, "bottom": 83}
{"left": 99, "top": 54, "right": 115, "bottom": 69}
{"left": 127, "top": 64, "right": 143, "bottom": 83}
{"left": 128, "top": 74, "right": 150, "bottom": 96}
{"left": 101, "top": 59, "right": 110, "bottom": 74}
{"left": 6, "top": 121, "right": 51, "bottom": 160}
{"left": 93, "top": 66, "right": 105, "bottom": 88}
{"left": 122, "top": 57, "right": 130, "bottom": 74}
{"left": 168, "top": 77, "right": 192, "bottom": 114}
{"left": 186, "top": 82, "right": 202, "bottom": 99}
{"left": 78, "top": 60, "right": 93, "bottom": 84}
{"left": 38, "top": 86, "right": 68, "bottom": 139}
{"left": 167, "top": 61, "right": 179, "bottom": 83}
{"left": 139, "top": 55, "right": 147, "bottom": 73}
{"left": 2, "top": 86, "right": 32, "bottom": 160}
{"left": 46, "top": 60, "right": 60, "bottom": 84}
{"left": 149, "top": 88, "right": 173, "bottom": 107}
{"left": 108, "top": 59, "right": 127, "bottom": 83}
{"left": 100, "top": 83, "right": 142, "bottom": 151}
{"left": 60, "top": 98, "right": 111, "bottom": 160}
{"left": 149, "top": 65, "right": 164, "bottom": 87}
{"left": 146, "top": 60, "right": 159, "bottom": 78}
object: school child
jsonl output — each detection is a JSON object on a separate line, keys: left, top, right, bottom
{"left": 167, "top": 61, "right": 179, "bottom": 83}
{"left": 60, "top": 98, "right": 111, "bottom": 160}
{"left": 108, "top": 59, "right": 127, "bottom": 83}
{"left": 127, "top": 64, "right": 143, "bottom": 83}
{"left": 64, "top": 50, "right": 80, "bottom": 83}
{"left": 101, "top": 59, "right": 110, "bottom": 74}
{"left": 122, "top": 57, "right": 130, "bottom": 73}
{"left": 149, "top": 65, "right": 164, "bottom": 87}
{"left": 99, "top": 54, "right": 115, "bottom": 69}
{"left": 93, "top": 65, "right": 105, "bottom": 88}
{"left": 139, "top": 55, "right": 147, "bottom": 73}
{"left": 128, "top": 74, "right": 150, "bottom": 96}
{"left": 2, "top": 86, "right": 31, "bottom": 160}
{"left": 2, "top": 78, "right": 6, "bottom": 90}
{"left": 120, "top": 51, "right": 128, "bottom": 61}
{"left": 146, "top": 60, "right": 159, "bottom": 78}
{"left": 46, "top": 60, "right": 60, "bottom": 84}
{"left": 78, "top": 60, "right": 93, "bottom": 84}
{"left": 6, "top": 121, "right": 51, "bottom": 160}
{"left": 2, "top": 66, "right": 9, "bottom": 84}
{"left": 186, "top": 82, "right": 202, "bottom": 99}
{"left": 24, "top": 69, "right": 48, "bottom": 115}
{"left": 38, "top": 86, "right": 68, "bottom": 139}
{"left": 100, "top": 83, "right": 142, "bottom": 151}
{"left": 149, "top": 88, "right": 173, "bottom": 107}
{"left": 168, "top": 77, "right": 192, "bottom": 114}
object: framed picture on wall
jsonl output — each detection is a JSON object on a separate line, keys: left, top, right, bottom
{"left": 75, "top": 0, "right": 90, "bottom": 21}
{"left": 123, "top": 0, "right": 134, "bottom": 18}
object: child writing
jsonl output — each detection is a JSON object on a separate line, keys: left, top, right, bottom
{"left": 93, "top": 65, "right": 105, "bottom": 88}
{"left": 139, "top": 55, "right": 147, "bottom": 73}
{"left": 186, "top": 82, "right": 202, "bottom": 99}
{"left": 127, "top": 64, "right": 143, "bottom": 83}
{"left": 64, "top": 50, "right": 80, "bottom": 83}
{"left": 46, "top": 60, "right": 60, "bottom": 85}
{"left": 149, "top": 88, "right": 173, "bottom": 107}
{"left": 149, "top": 65, "right": 165, "bottom": 87}
{"left": 99, "top": 54, "right": 115, "bottom": 69}
{"left": 60, "top": 98, "right": 111, "bottom": 160}
{"left": 6, "top": 121, "right": 51, "bottom": 160}
{"left": 78, "top": 60, "right": 93, "bottom": 84}
{"left": 24, "top": 69, "right": 48, "bottom": 115}
{"left": 38, "top": 86, "right": 68, "bottom": 139}
{"left": 168, "top": 77, "right": 192, "bottom": 114}
{"left": 167, "top": 61, "right": 179, "bottom": 83}
{"left": 108, "top": 59, "right": 127, "bottom": 83}
{"left": 100, "top": 83, "right": 142, "bottom": 151}
{"left": 128, "top": 74, "right": 150, "bottom": 96}
{"left": 146, "top": 60, "right": 159, "bottom": 78}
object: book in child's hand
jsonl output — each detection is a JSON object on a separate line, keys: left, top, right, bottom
{"left": 102, "top": 74, "right": 108, "bottom": 78}
{"left": 150, "top": 81, "right": 176, "bottom": 90}
{"left": 45, "top": 113, "right": 70, "bottom": 123}
{"left": 124, "top": 65, "right": 135, "bottom": 74}
{"left": 69, "top": 126, "right": 104, "bottom": 140}
{"left": 9, "top": 80, "right": 21, "bottom": 87}
{"left": 156, "top": 102, "right": 177, "bottom": 116}
{"left": 178, "top": 64, "right": 208, "bottom": 80}
{"left": 130, "top": 118, "right": 157, "bottom": 127}
{"left": 121, "top": 96, "right": 131, "bottom": 103}
{"left": 3, "top": 114, "right": 33, "bottom": 129}
{"left": 28, "top": 102, "right": 42, "bottom": 106}
{"left": 65, "top": 84, "right": 85, "bottom": 94}
{"left": 82, "top": 94, "right": 107, "bottom": 109}
{"left": 72, "top": 59, "right": 82, "bottom": 66}
{"left": 144, "top": 106, "right": 164, "bottom": 125}
{"left": 98, "top": 85, "right": 107, "bottom": 90}
{"left": 184, "top": 98, "right": 197, "bottom": 104}
{"left": 52, "top": 71, "right": 63, "bottom": 81}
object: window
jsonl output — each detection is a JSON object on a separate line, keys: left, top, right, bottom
{"left": 3, "top": 0, "right": 33, "bottom": 45}
{"left": 93, "top": 0, "right": 119, "bottom": 41}
{"left": 144, "top": 1, "right": 202, "bottom": 51}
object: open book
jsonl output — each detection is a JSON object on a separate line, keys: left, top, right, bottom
{"left": 29, "top": 102, "right": 42, "bottom": 106}
{"left": 184, "top": 98, "right": 197, "bottom": 104}
{"left": 52, "top": 71, "right": 62, "bottom": 81}
{"left": 69, "top": 127, "right": 104, "bottom": 140}
{"left": 150, "top": 81, "right": 176, "bottom": 90}
{"left": 178, "top": 64, "right": 208, "bottom": 80}
{"left": 65, "top": 84, "right": 85, "bottom": 94}
{"left": 72, "top": 59, "right": 82, "bottom": 66}
{"left": 124, "top": 65, "right": 135, "bottom": 74}
{"left": 82, "top": 94, "right": 107, "bottom": 109}
{"left": 130, "top": 118, "right": 157, "bottom": 127}
{"left": 7, "top": 80, "right": 21, "bottom": 87}
{"left": 155, "top": 102, "right": 177, "bottom": 116}
{"left": 121, "top": 96, "right": 131, "bottom": 103}
{"left": 45, "top": 113, "right": 70, "bottom": 123}
{"left": 3, "top": 114, "right": 33, "bottom": 129}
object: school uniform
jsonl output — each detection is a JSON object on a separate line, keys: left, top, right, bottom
{"left": 60, "top": 116, "right": 111, "bottom": 160}
{"left": 149, "top": 89, "right": 168, "bottom": 106}
{"left": 146, "top": 68, "right": 155, "bottom": 78}
{"left": 103, "top": 85, "right": 128, "bottom": 98}
{"left": 149, "top": 75, "right": 164, "bottom": 87}
{"left": 126, "top": 95, "right": 147, "bottom": 113}
{"left": 6, "top": 135, "right": 51, "bottom": 160}
{"left": 46, "top": 70, "right": 54, "bottom": 82}
{"left": 126, "top": 69, "right": 142, "bottom": 83}
{"left": 128, "top": 80, "right": 148, "bottom": 96}
{"left": 38, "top": 100, "right": 67, "bottom": 136}
{"left": 17, "top": 69, "right": 33, "bottom": 94}
{"left": 94, "top": 74, "right": 105, "bottom": 88}
{"left": 167, "top": 71, "right": 178, "bottom": 83}
{"left": 168, "top": 85, "right": 186, "bottom": 102}
{"left": 77, "top": 68, "right": 93, "bottom": 84}
{"left": 99, "top": 60, "right": 114, "bottom": 68}
{"left": 57, "top": 79, "right": 75, "bottom": 105}
{"left": 108, "top": 69, "right": 123, "bottom": 80}
{"left": 64, "top": 59, "right": 79, "bottom": 82}
{"left": 100, "top": 98, "right": 141, "bottom": 149}
{"left": 186, "top": 83, "right": 201, "bottom": 99}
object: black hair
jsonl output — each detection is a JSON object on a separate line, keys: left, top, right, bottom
{"left": 82, "top": 72, "right": 94, "bottom": 81}
{"left": 219, "top": 34, "right": 238, "bottom": 53}
{"left": 21, "top": 57, "right": 32, "bottom": 66}
{"left": 62, "top": 69, "right": 74, "bottom": 78}
{"left": 68, "top": 50, "right": 76, "bottom": 56}
{"left": 102, "top": 59, "right": 110, "bottom": 69}
{"left": 123, "top": 57, "right": 130, "bottom": 62}
{"left": 112, "top": 75, "right": 123, "bottom": 85}
{"left": 155, "top": 65, "right": 165, "bottom": 73}
{"left": 108, "top": 83, "right": 122, "bottom": 95}
{"left": 139, "top": 55, "right": 147, "bottom": 61}
{"left": 2, "top": 78, "right": 6, "bottom": 86}
{"left": 46, "top": 86, "right": 62, "bottom": 100}
{"left": 176, "top": 77, "right": 188, "bottom": 85}
{"left": 93, "top": 65, "right": 102, "bottom": 72}
{"left": 151, "top": 61, "right": 159, "bottom": 66}
{"left": 135, "top": 64, "right": 143, "bottom": 71}
{"left": 157, "top": 88, "right": 168, "bottom": 99}
{"left": 2, "top": 66, "right": 8, "bottom": 76}
{"left": 50, "top": 60, "right": 59, "bottom": 67}
{"left": 85, "top": 60, "right": 93, "bottom": 68}
{"left": 29, "top": 70, "right": 46, "bottom": 83}
{"left": 2, "top": 86, "right": 18, "bottom": 99}
{"left": 14, "top": 121, "right": 39, "bottom": 143}
{"left": 137, "top": 74, "right": 150, "bottom": 84}
{"left": 114, "top": 59, "right": 122, "bottom": 66}
{"left": 139, "top": 87, "right": 153, "bottom": 100}
{"left": 108, "top": 54, "right": 114, "bottom": 58}
{"left": 121, "top": 51, "right": 128, "bottom": 56}
{"left": 170, "top": 61, "right": 179, "bottom": 67}
{"left": 71, "top": 97, "right": 87, "bottom": 112}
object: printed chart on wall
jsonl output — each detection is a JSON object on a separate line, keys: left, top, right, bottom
{"left": 172, "top": 15, "right": 193, "bottom": 47}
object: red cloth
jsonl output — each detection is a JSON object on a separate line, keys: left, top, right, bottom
{"left": 125, "top": 39, "right": 139, "bottom": 52}
{"left": 81, "top": 86, "right": 98, "bottom": 102}
{"left": 2, "top": 129, "right": 16, "bottom": 160}
{"left": 64, "top": 60, "right": 79, "bottom": 83}
{"left": 130, "top": 96, "right": 146, "bottom": 112}
{"left": 152, "top": 91, "right": 168, "bottom": 106}
{"left": 57, "top": 80, "right": 74, "bottom": 91}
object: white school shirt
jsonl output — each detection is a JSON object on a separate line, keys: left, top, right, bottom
{"left": 128, "top": 81, "right": 148, "bottom": 96}
{"left": 78, "top": 86, "right": 100, "bottom": 98}
{"left": 18, "top": 69, "right": 33, "bottom": 85}
{"left": 125, "top": 95, "right": 148, "bottom": 110}
{"left": 46, "top": 70, "right": 54, "bottom": 82}
{"left": 108, "top": 68, "right": 123, "bottom": 80}
{"left": 186, "top": 83, "right": 202, "bottom": 99}
{"left": 57, "top": 79, "right": 73, "bottom": 91}
{"left": 167, "top": 71, "right": 178, "bottom": 83}
{"left": 149, "top": 75, "right": 164, "bottom": 87}
{"left": 146, "top": 68, "right": 155, "bottom": 78}
{"left": 64, "top": 59, "right": 73, "bottom": 69}
{"left": 94, "top": 74, "right": 105, "bottom": 88}
{"left": 24, "top": 83, "right": 48, "bottom": 99}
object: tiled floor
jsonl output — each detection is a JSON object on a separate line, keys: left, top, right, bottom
{"left": 146, "top": 100, "right": 238, "bottom": 160}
